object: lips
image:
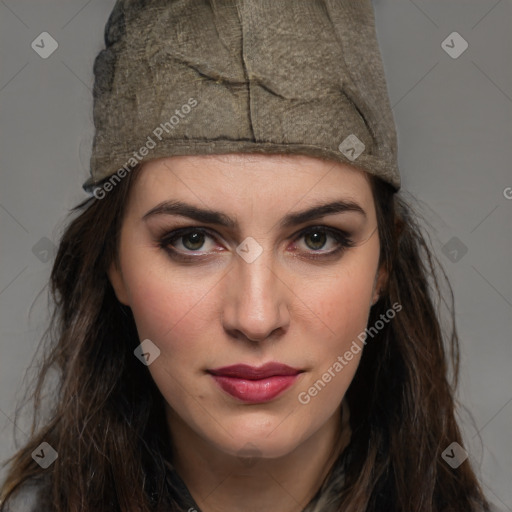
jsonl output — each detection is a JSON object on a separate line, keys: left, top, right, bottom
{"left": 207, "top": 363, "right": 303, "bottom": 403}
{"left": 208, "top": 362, "right": 301, "bottom": 379}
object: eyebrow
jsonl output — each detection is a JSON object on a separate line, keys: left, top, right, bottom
{"left": 142, "top": 199, "right": 367, "bottom": 228}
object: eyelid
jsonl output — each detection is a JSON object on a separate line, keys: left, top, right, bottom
{"left": 157, "top": 224, "right": 356, "bottom": 261}
{"left": 159, "top": 226, "right": 221, "bottom": 250}
{"left": 158, "top": 224, "right": 352, "bottom": 246}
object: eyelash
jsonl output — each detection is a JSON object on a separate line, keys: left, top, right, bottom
{"left": 157, "top": 226, "right": 356, "bottom": 262}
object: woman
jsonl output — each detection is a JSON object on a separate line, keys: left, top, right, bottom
{"left": 0, "top": 0, "right": 498, "bottom": 511}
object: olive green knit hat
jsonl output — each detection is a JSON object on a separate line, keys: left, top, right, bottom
{"left": 83, "top": 0, "right": 400, "bottom": 193}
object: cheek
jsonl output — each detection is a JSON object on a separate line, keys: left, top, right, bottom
{"left": 121, "top": 253, "right": 221, "bottom": 366}
{"left": 313, "top": 276, "right": 371, "bottom": 333}
{"left": 302, "top": 278, "right": 369, "bottom": 390}
{"left": 293, "top": 267, "right": 373, "bottom": 416}
{"left": 307, "top": 251, "right": 378, "bottom": 343}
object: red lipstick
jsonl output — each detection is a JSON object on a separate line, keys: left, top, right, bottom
{"left": 208, "top": 363, "right": 302, "bottom": 403}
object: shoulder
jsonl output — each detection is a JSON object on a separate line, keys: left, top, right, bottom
{"left": 1, "top": 478, "right": 52, "bottom": 512}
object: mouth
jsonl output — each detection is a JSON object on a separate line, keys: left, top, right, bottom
{"left": 207, "top": 363, "right": 303, "bottom": 403}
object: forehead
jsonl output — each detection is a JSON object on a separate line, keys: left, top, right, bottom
{"left": 129, "top": 153, "right": 376, "bottom": 219}
{"left": 139, "top": 153, "right": 371, "bottom": 186}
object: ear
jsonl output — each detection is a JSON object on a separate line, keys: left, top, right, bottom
{"left": 371, "top": 263, "right": 388, "bottom": 305}
{"left": 107, "top": 260, "right": 130, "bottom": 306}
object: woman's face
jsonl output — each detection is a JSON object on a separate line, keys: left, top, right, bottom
{"left": 109, "top": 153, "right": 385, "bottom": 459}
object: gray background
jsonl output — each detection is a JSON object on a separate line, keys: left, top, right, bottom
{"left": 0, "top": 0, "right": 511, "bottom": 509}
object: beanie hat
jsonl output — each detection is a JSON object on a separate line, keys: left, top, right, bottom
{"left": 83, "top": 0, "right": 400, "bottom": 194}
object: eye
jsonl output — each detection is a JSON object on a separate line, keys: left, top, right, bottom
{"left": 291, "top": 226, "right": 355, "bottom": 260}
{"left": 159, "top": 227, "right": 218, "bottom": 257}
{"left": 158, "top": 225, "right": 355, "bottom": 262}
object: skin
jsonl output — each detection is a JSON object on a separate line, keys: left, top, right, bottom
{"left": 108, "top": 153, "right": 387, "bottom": 512}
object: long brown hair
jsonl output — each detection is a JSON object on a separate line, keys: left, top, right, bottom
{"left": 0, "top": 163, "right": 491, "bottom": 511}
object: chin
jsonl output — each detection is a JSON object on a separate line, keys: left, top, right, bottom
{"left": 219, "top": 435, "right": 301, "bottom": 461}
{"left": 206, "top": 414, "right": 312, "bottom": 460}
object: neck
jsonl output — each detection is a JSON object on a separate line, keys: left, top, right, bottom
{"left": 166, "top": 401, "right": 351, "bottom": 512}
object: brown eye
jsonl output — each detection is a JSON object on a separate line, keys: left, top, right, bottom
{"left": 181, "top": 231, "right": 206, "bottom": 251}
{"left": 158, "top": 225, "right": 355, "bottom": 263}
{"left": 304, "top": 230, "right": 328, "bottom": 250}
{"left": 292, "top": 226, "right": 356, "bottom": 261}
{"left": 159, "top": 227, "right": 217, "bottom": 257}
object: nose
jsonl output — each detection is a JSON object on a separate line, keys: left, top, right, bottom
{"left": 221, "top": 248, "right": 291, "bottom": 344}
